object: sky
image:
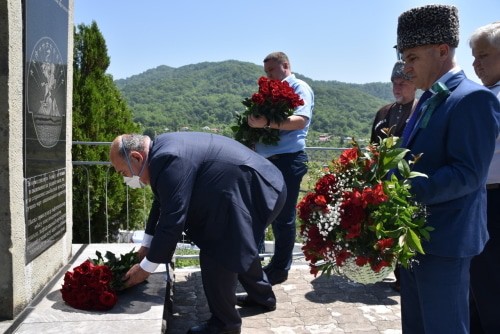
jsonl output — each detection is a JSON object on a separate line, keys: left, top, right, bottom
{"left": 73, "top": 0, "right": 499, "bottom": 84}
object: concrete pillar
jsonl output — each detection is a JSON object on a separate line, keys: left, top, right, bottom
{"left": 0, "top": 0, "right": 73, "bottom": 319}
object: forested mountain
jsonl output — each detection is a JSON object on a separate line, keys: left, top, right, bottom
{"left": 115, "top": 60, "right": 393, "bottom": 144}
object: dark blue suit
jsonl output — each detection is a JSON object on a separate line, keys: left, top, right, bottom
{"left": 144, "top": 132, "right": 286, "bottom": 330}
{"left": 401, "top": 71, "right": 500, "bottom": 333}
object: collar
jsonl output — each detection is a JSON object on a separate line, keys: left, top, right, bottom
{"left": 399, "top": 99, "right": 416, "bottom": 107}
{"left": 433, "top": 66, "right": 461, "bottom": 89}
{"left": 283, "top": 73, "right": 296, "bottom": 83}
{"left": 488, "top": 80, "right": 500, "bottom": 89}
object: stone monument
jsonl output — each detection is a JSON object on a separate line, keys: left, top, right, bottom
{"left": 0, "top": 0, "right": 73, "bottom": 319}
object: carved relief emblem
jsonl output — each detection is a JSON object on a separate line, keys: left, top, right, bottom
{"left": 27, "top": 37, "right": 66, "bottom": 148}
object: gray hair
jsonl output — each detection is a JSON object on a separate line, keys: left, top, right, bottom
{"left": 469, "top": 22, "right": 500, "bottom": 50}
{"left": 119, "top": 134, "right": 148, "bottom": 157}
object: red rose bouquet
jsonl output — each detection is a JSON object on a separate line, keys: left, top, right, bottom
{"left": 61, "top": 248, "right": 138, "bottom": 311}
{"left": 232, "top": 76, "right": 304, "bottom": 147}
{"left": 297, "top": 136, "right": 432, "bottom": 283}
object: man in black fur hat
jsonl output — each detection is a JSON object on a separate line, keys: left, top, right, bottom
{"left": 396, "top": 4, "right": 500, "bottom": 333}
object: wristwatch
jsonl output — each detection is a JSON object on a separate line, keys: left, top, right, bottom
{"left": 264, "top": 119, "right": 271, "bottom": 130}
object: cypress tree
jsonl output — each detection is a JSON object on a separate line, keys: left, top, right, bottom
{"left": 72, "top": 21, "right": 148, "bottom": 243}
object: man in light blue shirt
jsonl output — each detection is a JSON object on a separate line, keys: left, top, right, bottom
{"left": 246, "top": 51, "right": 314, "bottom": 285}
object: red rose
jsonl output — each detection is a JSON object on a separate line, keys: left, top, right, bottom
{"left": 340, "top": 192, "right": 366, "bottom": 229}
{"left": 251, "top": 93, "right": 265, "bottom": 105}
{"left": 74, "top": 260, "right": 94, "bottom": 276}
{"left": 335, "top": 249, "right": 351, "bottom": 267}
{"left": 375, "top": 238, "right": 394, "bottom": 250}
{"left": 339, "top": 148, "right": 358, "bottom": 165}
{"left": 314, "top": 194, "right": 327, "bottom": 207}
{"left": 345, "top": 223, "right": 361, "bottom": 239}
{"left": 361, "top": 184, "right": 387, "bottom": 207}
{"left": 64, "top": 271, "right": 74, "bottom": 282}
{"left": 371, "top": 260, "right": 392, "bottom": 273}
{"left": 355, "top": 256, "right": 370, "bottom": 266}
{"left": 99, "top": 291, "right": 118, "bottom": 309}
{"left": 309, "top": 265, "right": 320, "bottom": 277}
{"left": 372, "top": 183, "right": 388, "bottom": 203}
{"left": 297, "top": 193, "right": 316, "bottom": 221}
{"left": 314, "top": 174, "right": 337, "bottom": 200}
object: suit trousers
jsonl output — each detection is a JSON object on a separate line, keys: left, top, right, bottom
{"left": 401, "top": 253, "right": 472, "bottom": 333}
{"left": 266, "top": 151, "right": 308, "bottom": 271}
{"left": 199, "top": 251, "right": 274, "bottom": 330}
{"left": 470, "top": 187, "right": 500, "bottom": 334}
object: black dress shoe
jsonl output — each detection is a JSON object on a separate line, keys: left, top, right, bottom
{"left": 263, "top": 266, "right": 288, "bottom": 285}
{"left": 389, "top": 281, "right": 401, "bottom": 293}
{"left": 235, "top": 295, "right": 276, "bottom": 312}
{"left": 267, "top": 273, "right": 287, "bottom": 285}
{"left": 187, "top": 322, "right": 241, "bottom": 334}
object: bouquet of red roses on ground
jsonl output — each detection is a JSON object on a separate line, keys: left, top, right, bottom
{"left": 232, "top": 76, "right": 304, "bottom": 147}
{"left": 297, "top": 136, "right": 433, "bottom": 283}
{"left": 60, "top": 248, "right": 138, "bottom": 311}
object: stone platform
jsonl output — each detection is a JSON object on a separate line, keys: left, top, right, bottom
{"left": 1, "top": 244, "right": 402, "bottom": 333}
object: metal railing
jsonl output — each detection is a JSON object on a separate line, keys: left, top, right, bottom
{"left": 72, "top": 141, "right": 347, "bottom": 244}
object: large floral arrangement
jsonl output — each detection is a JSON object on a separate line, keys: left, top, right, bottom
{"left": 61, "top": 248, "right": 138, "bottom": 311}
{"left": 232, "top": 76, "right": 304, "bottom": 147}
{"left": 297, "top": 136, "right": 432, "bottom": 282}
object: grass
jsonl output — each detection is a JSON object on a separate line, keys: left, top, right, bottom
{"left": 174, "top": 247, "right": 200, "bottom": 268}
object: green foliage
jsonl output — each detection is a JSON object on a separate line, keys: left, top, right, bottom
{"left": 72, "top": 22, "right": 147, "bottom": 243}
{"left": 91, "top": 249, "right": 139, "bottom": 290}
{"left": 174, "top": 248, "right": 200, "bottom": 268}
{"left": 115, "top": 61, "right": 392, "bottom": 141}
{"left": 365, "top": 137, "right": 433, "bottom": 268}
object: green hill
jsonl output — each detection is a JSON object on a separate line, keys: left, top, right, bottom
{"left": 115, "top": 60, "right": 392, "bottom": 145}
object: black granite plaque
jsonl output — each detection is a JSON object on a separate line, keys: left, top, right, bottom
{"left": 24, "top": 0, "right": 69, "bottom": 263}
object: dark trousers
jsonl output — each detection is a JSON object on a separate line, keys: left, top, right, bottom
{"left": 199, "top": 251, "right": 275, "bottom": 330}
{"left": 401, "top": 253, "right": 471, "bottom": 333}
{"left": 265, "top": 151, "right": 308, "bottom": 271}
{"left": 470, "top": 187, "right": 500, "bottom": 334}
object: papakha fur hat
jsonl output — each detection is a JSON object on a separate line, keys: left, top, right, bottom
{"left": 397, "top": 4, "right": 459, "bottom": 52}
{"left": 391, "top": 60, "right": 410, "bottom": 81}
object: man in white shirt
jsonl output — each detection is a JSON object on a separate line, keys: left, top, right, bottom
{"left": 469, "top": 21, "right": 500, "bottom": 334}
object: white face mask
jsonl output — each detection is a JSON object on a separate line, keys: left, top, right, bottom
{"left": 123, "top": 175, "right": 145, "bottom": 189}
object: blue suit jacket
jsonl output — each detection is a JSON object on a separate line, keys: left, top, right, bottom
{"left": 144, "top": 132, "right": 285, "bottom": 273}
{"left": 408, "top": 71, "right": 500, "bottom": 257}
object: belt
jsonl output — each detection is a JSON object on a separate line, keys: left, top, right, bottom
{"left": 267, "top": 151, "right": 304, "bottom": 161}
{"left": 486, "top": 183, "right": 500, "bottom": 190}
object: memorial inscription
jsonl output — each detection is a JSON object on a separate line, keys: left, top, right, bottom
{"left": 25, "top": 168, "right": 66, "bottom": 262}
{"left": 24, "top": 0, "right": 69, "bottom": 262}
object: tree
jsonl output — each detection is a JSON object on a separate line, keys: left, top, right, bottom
{"left": 72, "top": 21, "right": 148, "bottom": 243}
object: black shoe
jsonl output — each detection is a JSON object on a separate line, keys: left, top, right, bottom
{"left": 235, "top": 295, "right": 276, "bottom": 312}
{"left": 268, "top": 273, "right": 287, "bottom": 285}
{"left": 187, "top": 322, "right": 241, "bottom": 334}
{"left": 389, "top": 281, "right": 400, "bottom": 293}
{"left": 263, "top": 266, "right": 288, "bottom": 285}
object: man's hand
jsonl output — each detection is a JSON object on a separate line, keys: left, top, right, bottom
{"left": 248, "top": 114, "right": 268, "bottom": 128}
{"left": 122, "top": 264, "right": 150, "bottom": 289}
{"left": 137, "top": 246, "right": 149, "bottom": 262}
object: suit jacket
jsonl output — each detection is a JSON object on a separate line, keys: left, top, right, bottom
{"left": 144, "top": 132, "right": 285, "bottom": 273}
{"left": 408, "top": 71, "right": 500, "bottom": 257}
